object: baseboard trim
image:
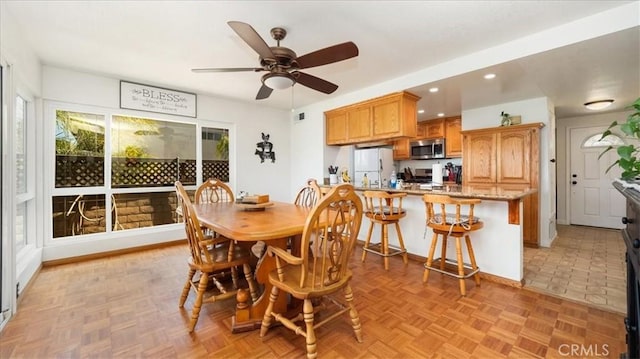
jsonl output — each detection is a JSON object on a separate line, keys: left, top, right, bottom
{"left": 42, "top": 239, "right": 186, "bottom": 267}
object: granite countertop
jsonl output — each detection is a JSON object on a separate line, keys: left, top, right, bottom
{"left": 321, "top": 183, "right": 537, "bottom": 201}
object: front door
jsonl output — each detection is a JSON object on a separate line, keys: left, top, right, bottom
{"left": 569, "top": 126, "right": 625, "bottom": 229}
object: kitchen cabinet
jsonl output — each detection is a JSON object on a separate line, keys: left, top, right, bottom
{"left": 393, "top": 138, "right": 411, "bottom": 160}
{"left": 461, "top": 122, "right": 544, "bottom": 247}
{"left": 423, "top": 118, "right": 445, "bottom": 139}
{"left": 347, "top": 106, "right": 373, "bottom": 142}
{"left": 325, "top": 110, "right": 348, "bottom": 144}
{"left": 325, "top": 91, "right": 420, "bottom": 145}
{"left": 444, "top": 116, "right": 462, "bottom": 157}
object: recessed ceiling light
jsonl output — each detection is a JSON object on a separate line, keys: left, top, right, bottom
{"left": 429, "top": 87, "right": 439, "bottom": 93}
{"left": 584, "top": 99, "right": 614, "bottom": 110}
{"left": 417, "top": 109, "right": 425, "bottom": 114}
{"left": 437, "top": 113, "right": 445, "bottom": 117}
{"left": 484, "top": 73, "right": 496, "bottom": 80}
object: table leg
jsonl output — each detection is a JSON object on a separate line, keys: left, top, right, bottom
{"left": 232, "top": 237, "right": 288, "bottom": 333}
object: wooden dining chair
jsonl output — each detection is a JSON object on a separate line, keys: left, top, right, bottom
{"left": 252, "top": 178, "right": 322, "bottom": 259}
{"left": 175, "top": 181, "right": 258, "bottom": 332}
{"left": 294, "top": 178, "right": 322, "bottom": 207}
{"left": 260, "top": 184, "right": 364, "bottom": 359}
{"left": 195, "top": 177, "right": 235, "bottom": 204}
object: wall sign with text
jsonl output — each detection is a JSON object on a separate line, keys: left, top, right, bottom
{"left": 120, "top": 81, "right": 197, "bottom": 118}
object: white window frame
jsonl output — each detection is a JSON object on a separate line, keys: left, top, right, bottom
{"left": 15, "top": 92, "right": 35, "bottom": 253}
{"left": 44, "top": 101, "right": 235, "bottom": 250}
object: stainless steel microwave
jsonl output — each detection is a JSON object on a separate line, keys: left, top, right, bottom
{"left": 410, "top": 138, "right": 445, "bottom": 160}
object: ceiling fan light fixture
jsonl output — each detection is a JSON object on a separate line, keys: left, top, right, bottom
{"left": 584, "top": 99, "right": 614, "bottom": 110}
{"left": 263, "top": 73, "right": 295, "bottom": 90}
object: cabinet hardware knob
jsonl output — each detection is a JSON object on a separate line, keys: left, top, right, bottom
{"left": 634, "top": 239, "right": 640, "bottom": 249}
{"left": 623, "top": 217, "right": 633, "bottom": 224}
{"left": 572, "top": 181, "right": 577, "bottom": 185}
{"left": 550, "top": 159, "right": 556, "bottom": 163}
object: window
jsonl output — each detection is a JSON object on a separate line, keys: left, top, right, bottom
{"left": 15, "top": 96, "right": 28, "bottom": 251}
{"left": 15, "top": 96, "right": 26, "bottom": 194}
{"left": 55, "top": 110, "right": 105, "bottom": 188}
{"left": 52, "top": 109, "right": 204, "bottom": 238}
{"left": 111, "top": 115, "right": 196, "bottom": 187}
{"left": 201, "top": 127, "right": 229, "bottom": 182}
{"left": 583, "top": 133, "right": 624, "bottom": 148}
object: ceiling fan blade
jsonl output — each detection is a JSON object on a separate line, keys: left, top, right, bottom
{"left": 191, "top": 67, "right": 263, "bottom": 73}
{"left": 295, "top": 42, "right": 359, "bottom": 69}
{"left": 256, "top": 84, "right": 273, "bottom": 100}
{"left": 292, "top": 71, "right": 338, "bottom": 94}
{"left": 228, "top": 21, "right": 276, "bottom": 61}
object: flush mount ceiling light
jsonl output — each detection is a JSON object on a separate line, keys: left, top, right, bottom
{"left": 429, "top": 87, "right": 439, "bottom": 93}
{"left": 584, "top": 99, "right": 614, "bottom": 110}
{"left": 417, "top": 109, "right": 425, "bottom": 114}
{"left": 483, "top": 73, "right": 496, "bottom": 80}
{"left": 262, "top": 72, "right": 295, "bottom": 90}
{"left": 437, "top": 113, "right": 445, "bottom": 117}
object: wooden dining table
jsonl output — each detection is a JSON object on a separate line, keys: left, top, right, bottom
{"left": 192, "top": 200, "right": 313, "bottom": 333}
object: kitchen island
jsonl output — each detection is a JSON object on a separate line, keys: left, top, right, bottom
{"left": 323, "top": 184, "right": 536, "bottom": 285}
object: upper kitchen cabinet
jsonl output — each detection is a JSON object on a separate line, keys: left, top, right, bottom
{"left": 422, "top": 118, "right": 445, "bottom": 139}
{"left": 461, "top": 123, "right": 543, "bottom": 185}
{"left": 325, "top": 91, "right": 420, "bottom": 145}
{"left": 325, "top": 110, "right": 348, "bottom": 144}
{"left": 444, "top": 116, "right": 462, "bottom": 157}
{"left": 347, "top": 106, "right": 373, "bottom": 142}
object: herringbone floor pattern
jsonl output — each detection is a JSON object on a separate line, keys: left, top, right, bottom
{"left": 0, "top": 243, "right": 627, "bottom": 358}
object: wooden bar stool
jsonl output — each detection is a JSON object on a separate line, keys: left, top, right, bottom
{"left": 422, "top": 194, "right": 483, "bottom": 296}
{"left": 361, "top": 191, "right": 409, "bottom": 270}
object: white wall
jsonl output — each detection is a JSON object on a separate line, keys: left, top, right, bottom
{"left": 556, "top": 109, "right": 635, "bottom": 225}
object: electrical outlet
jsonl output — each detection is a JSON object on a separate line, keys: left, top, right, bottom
{"left": 298, "top": 113, "right": 305, "bottom": 121}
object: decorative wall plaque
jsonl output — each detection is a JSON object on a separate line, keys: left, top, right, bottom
{"left": 120, "top": 81, "right": 197, "bottom": 118}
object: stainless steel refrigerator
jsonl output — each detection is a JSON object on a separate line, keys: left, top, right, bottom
{"left": 353, "top": 147, "right": 394, "bottom": 188}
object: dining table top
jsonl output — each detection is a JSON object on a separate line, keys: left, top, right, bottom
{"left": 192, "top": 201, "right": 313, "bottom": 242}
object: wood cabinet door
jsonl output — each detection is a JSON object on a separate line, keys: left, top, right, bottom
{"left": 372, "top": 99, "right": 401, "bottom": 137}
{"left": 325, "top": 111, "right": 348, "bottom": 145}
{"left": 393, "top": 138, "right": 411, "bottom": 160}
{"left": 497, "top": 130, "right": 531, "bottom": 184}
{"left": 347, "top": 106, "right": 372, "bottom": 141}
{"left": 416, "top": 122, "right": 427, "bottom": 138}
{"left": 425, "top": 118, "right": 445, "bottom": 138}
{"left": 463, "top": 132, "right": 497, "bottom": 183}
{"left": 445, "top": 117, "right": 462, "bottom": 157}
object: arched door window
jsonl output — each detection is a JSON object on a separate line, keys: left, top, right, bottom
{"left": 582, "top": 133, "right": 624, "bottom": 148}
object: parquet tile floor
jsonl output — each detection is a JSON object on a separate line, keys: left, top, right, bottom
{"left": 524, "top": 225, "right": 626, "bottom": 314}
{"left": 0, "top": 241, "right": 627, "bottom": 358}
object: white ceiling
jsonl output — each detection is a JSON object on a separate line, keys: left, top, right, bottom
{"left": 4, "top": 1, "right": 639, "bottom": 120}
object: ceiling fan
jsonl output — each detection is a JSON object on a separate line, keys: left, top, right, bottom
{"left": 192, "top": 21, "right": 359, "bottom": 100}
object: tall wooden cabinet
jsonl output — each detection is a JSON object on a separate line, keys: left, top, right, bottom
{"left": 444, "top": 116, "right": 462, "bottom": 157}
{"left": 325, "top": 91, "right": 420, "bottom": 145}
{"left": 461, "top": 122, "right": 544, "bottom": 247}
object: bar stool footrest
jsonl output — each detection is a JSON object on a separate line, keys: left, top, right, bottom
{"left": 424, "top": 257, "right": 479, "bottom": 279}
{"left": 363, "top": 242, "right": 406, "bottom": 257}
